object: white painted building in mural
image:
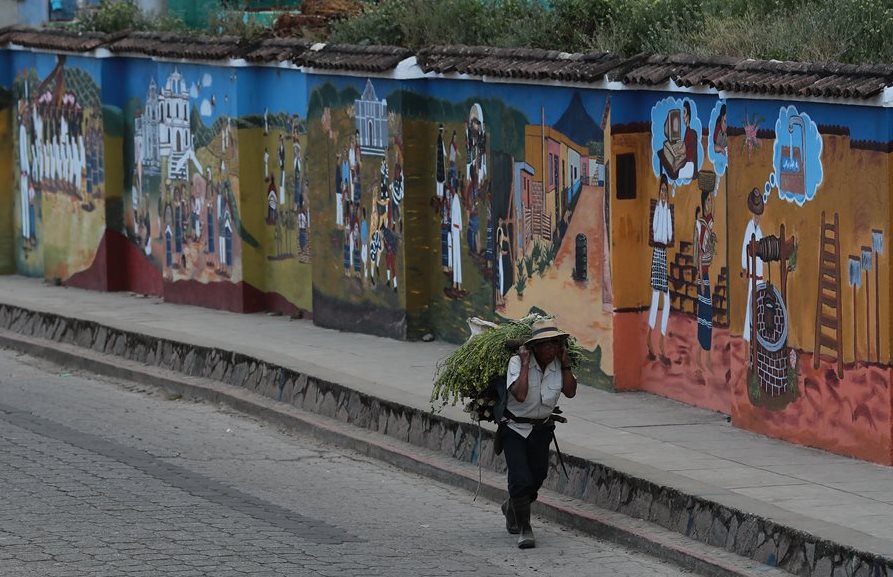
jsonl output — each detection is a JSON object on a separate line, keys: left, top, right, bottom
{"left": 134, "top": 77, "right": 161, "bottom": 176}
{"left": 354, "top": 79, "right": 387, "bottom": 156}
{"left": 566, "top": 147, "right": 581, "bottom": 191}
{"left": 590, "top": 157, "right": 605, "bottom": 186}
{"left": 158, "top": 68, "right": 192, "bottom": 179}
{"left": 513, "top": 161, "right": 535, "bottom": 256}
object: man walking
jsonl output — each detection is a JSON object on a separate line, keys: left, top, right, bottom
{"left": 502, "top": 319, "right": 577, "bottom": 548}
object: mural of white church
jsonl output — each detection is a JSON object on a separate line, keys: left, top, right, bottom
{"left": 133, "top": 77, "right": 161, "bottom": 177}
{"left": 354, "top": 79, "right": 388, "bottom": 157}
{"left": 158, "top": 68, "right": 193, "bottom": 180}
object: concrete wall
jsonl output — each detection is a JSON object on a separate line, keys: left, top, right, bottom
{"left": 0, "top": 43, "right": 891, "bottom": 464}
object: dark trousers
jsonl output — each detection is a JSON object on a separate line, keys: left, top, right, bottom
{"left": 501, "top": 424, "right": 554, "bottom": 501}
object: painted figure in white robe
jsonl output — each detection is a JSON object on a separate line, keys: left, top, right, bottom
{"left": 741, "top": 187, "right": 765, "bottom": 343}
{"left": 450, "top": 189, "right": 463, "bottom": 290}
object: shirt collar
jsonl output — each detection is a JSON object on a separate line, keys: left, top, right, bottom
{"left": 533, "top": 359, "right": 560, "bottom": 375}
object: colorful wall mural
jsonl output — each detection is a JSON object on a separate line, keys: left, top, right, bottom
{"left": 237, "top": 66, "right": 310, "bottom": 317}
{"left": 11, "top": 52, "right": 108, "bottom": 288}
{"left": 1, "top": 40, "right": 891, "bottom": 464}
{"left": 306, "top": 76, "right": 407, "bottom": 338}
{"left": 0, "top": 50, "right": 13, "bottom": 275}
{"left": 612, "top": 92, "right": 732, "bottom": 413}
{"left": 407, "top": 81, "right": 614, "bottom": 386}
{"left": 611, "top": 89, "right": 892, "bottom": 464}
{"left": 727, "top": 101, "right": 892, "bottom": 464}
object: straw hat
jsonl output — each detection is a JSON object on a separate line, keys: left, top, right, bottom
{"left": 525, "top": 318, "right": 570, "bottom": 346}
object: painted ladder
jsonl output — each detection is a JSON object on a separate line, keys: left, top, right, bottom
{"left": 814, "top": 211, "right": 844, "bottom": 377}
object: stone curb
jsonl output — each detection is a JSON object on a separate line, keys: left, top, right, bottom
{"left": 0, "top": 303, "right": 889, "bottom": 577}
{"left": 0, "top": 326, "right": 784, "bottom": 577}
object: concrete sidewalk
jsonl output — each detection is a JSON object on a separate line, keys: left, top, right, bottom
{"left": 1, "top": 276, "right": 892, "bottom": 574}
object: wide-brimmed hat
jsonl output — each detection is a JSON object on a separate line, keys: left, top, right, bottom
{"left": 525, "top": 318, "right": 570, "bottom": 346}
{"left": 747, "top": 187, "right": 765, "bottom": 215}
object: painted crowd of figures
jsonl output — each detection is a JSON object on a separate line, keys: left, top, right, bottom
{"left": 334, "top": 129, "right": 403, "bottom": 291}
{"left": 162, "top": 162, "right": 234, "bottom": 278}
{"left": 433, "top": 104, "right": 491, "bottom": 299}
{"left": 265, "top": 117, "right": 310, "bottom": 260}
{"left": 16, "top": 72, "right": 105, "bottom": 252}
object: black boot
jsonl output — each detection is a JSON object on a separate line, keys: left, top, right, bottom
{"left": 501, "top": 498, "right": 519, "bottom": 534}
{"left": 511, "top": 496, "right": 535, "bottom": 548}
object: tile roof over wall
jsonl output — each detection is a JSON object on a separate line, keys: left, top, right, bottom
{"left": 707, "top": 60, "right": 893, "bottom": 100}
{"left": 296, "top": 44, "right": 412, "bottom": 73}
{"left": 0, "top": 28, "right": 891, "bottom": 100}
{"left": 416, "top": 46, "right": 625, "bottom": 82}
{"left": 243, "top": 37, "right": 311, "bottom": 64}
{"left": 614, "top": 54, "right": 893, "bottom": 100}
{"left": 4, "top": 27, "right": 114, "bottom": 53}
{"left": 107, "top": 32, "right": 251, "bottom": 61}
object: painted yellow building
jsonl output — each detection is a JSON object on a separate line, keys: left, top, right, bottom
{"left": 524, "top": 124, "right": 588, "bottom": 243}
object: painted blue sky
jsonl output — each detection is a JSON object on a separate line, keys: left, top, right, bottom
{"left": 12, "top": 52, "right": 101, "bottom": 87}
{"left": 309, "top": 75, "right": 608, "bottom": 130}
{"left": 155, "top": 62, "right": 238, "bottom": 126}
{"left": 425, "top": 78, "right": 608, "bottom": 128}
{"left": 732, "top": 98, "right": 889, "bottom": 144}
{"left": 613, "top": 90, "right": 889, "bottom": 144}
{"left": 239, "top": 67, "right": 307, "bottom": 118}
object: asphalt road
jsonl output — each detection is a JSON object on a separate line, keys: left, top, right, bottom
{"left": 0, "top": 347, "right": 692, "bottom": 577}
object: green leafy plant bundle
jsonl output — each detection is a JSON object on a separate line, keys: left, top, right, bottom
{"left": 430, "top": 314, "right": 585, "bottom": 411}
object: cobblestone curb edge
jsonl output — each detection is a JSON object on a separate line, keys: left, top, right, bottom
{"left": 0, "top": 304, "right": 888, "bottom": 577}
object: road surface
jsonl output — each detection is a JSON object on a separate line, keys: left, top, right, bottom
{"left": 0, "top": 347, "right": 691, "bottom": 577}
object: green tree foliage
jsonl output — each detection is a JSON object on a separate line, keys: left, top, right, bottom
{"left": 331, "top": 0, "right": 893, "bottom": 64}
{"left": 73, "top": 0, "right": 189, "bottom": 33}
{"left": 330, "top": 0, "right": 554, "bottom": 49}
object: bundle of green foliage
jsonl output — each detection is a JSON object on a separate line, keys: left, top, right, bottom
{"left": 431, "top": 314, "right": 585, "bottom": 415}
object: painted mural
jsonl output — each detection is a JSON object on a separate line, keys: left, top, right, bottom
{"left": 12, "top": 54, "right": 105, "bottom": 284}
{"left": 411, "top": 83, "right": 614, "bottom": 387}
{"left": 237, "top": 66, "right": 311, "bottom": 316}
{"left": 611, "top": 90, "right": 892, "bottom": 463}
{"left": 612, "top": 94, "right": 732, "bottom": 413}
{"left": 0, "top": 71, "right": 13, "bottom": 275}
{"left": 728, "top": 101, "right": 891, "bottom": 464}
{"left": 120, "top": 62, "right": 264, "bottom": 311}
{"left": 1, "top": 40, "right": 892, "bottom": 465}
{"left": 307, "top": 77, "right": 407, "bottom": 337}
